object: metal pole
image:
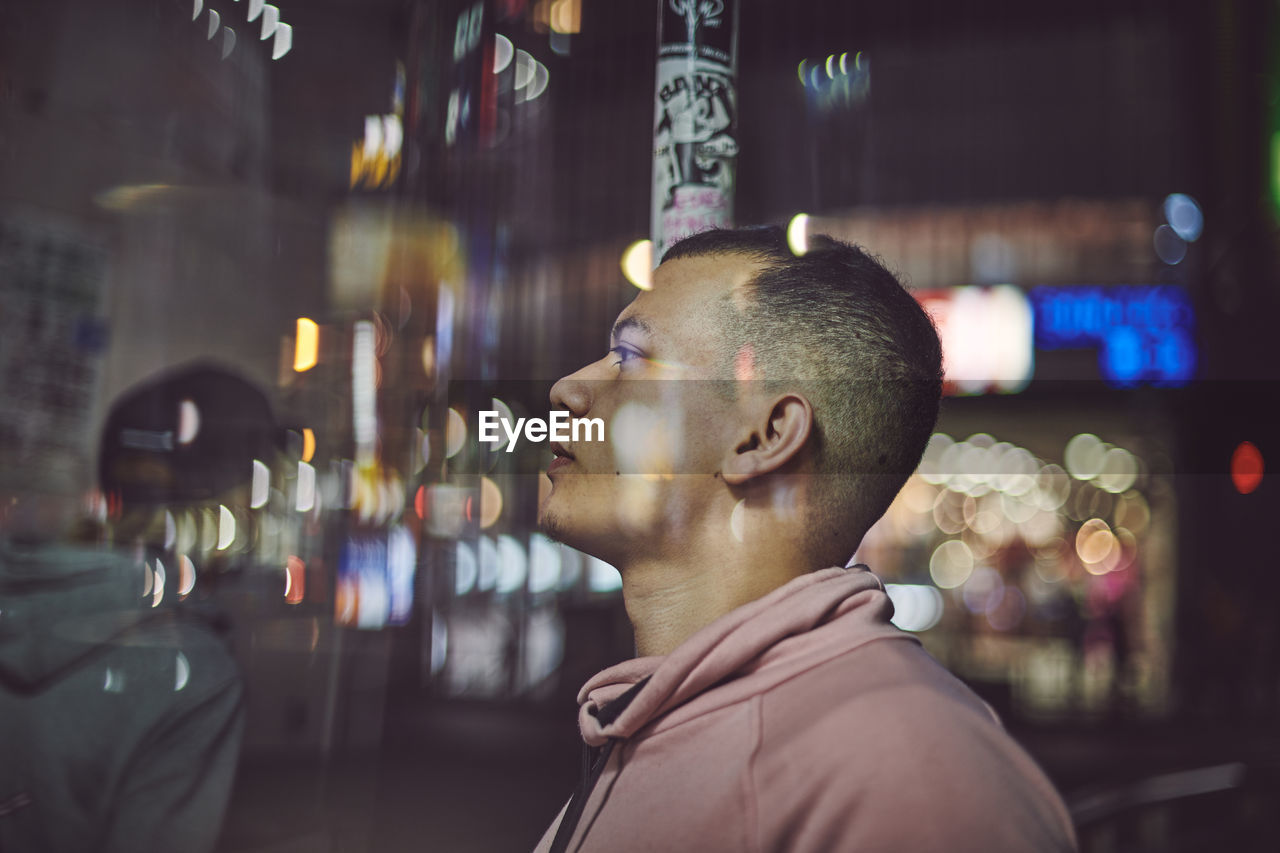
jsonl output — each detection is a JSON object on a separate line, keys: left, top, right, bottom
{"left": 650, "top": 0, "right": 740, "bottom": 262}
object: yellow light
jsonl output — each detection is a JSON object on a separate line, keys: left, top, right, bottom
{"left": 294, "top": 317, "right": 318, "bottom": 371}
{"left": 479, "top": 476, "right": 503, "bottom": 529}
{"left": 349, "top": 142, "right": 363, "bottom": 189}
{"left": 621, "top": 239, "right": 653, "bottom": 290}
{"left": 445, "top": 408, "right": 467, "bottom": 458}
{"left": 1076, "top": 518, "right": 1117, "bottom": 572}
{"left": 93, "top": 183, "right": 172, "bottom": 211}
{"left": 787, "top": 213, "right": 810, "bottom": 256}
{"left": 550, "top": 0, "right": 581, "bottom": 34}
{"left": 532, "top": 0, "right": 551, "bottom": 32}
{"left": 421, "top": 336, "right": 436, "bottom": 378}
{"left": 301, "top": 427, "right": 316, "bottom": 463}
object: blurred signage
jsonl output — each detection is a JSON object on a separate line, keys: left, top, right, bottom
{"left": 327, "top": 208, "right": 463, "bottom": 313}
{"left": 0, "top": 211, "right": 109, "bottom": 492}
{"left": 651, "top": 0, "right": 740, "bottom": 260}
{"left": 335, "top": 527, "right": 417, "bottom": 629}
{"left": 1029, "top": 285, "right": 1196, "bottom": 387}
{"left": 350, "top": 64, "right": 406, "bottom": 190}
{"left": 350, "top": 114, "right": 403, "bottom": 190}
{"left": 915, "top": 286, "right": 1034, "bottom": 395}
{"left": 445, "top": 0, "right": 496, "bottom": 147}
{"left": 814, "top": 200, "right": 1156, "bottom": 291}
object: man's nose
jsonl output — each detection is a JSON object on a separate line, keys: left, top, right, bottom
{"left": 549, "top": 359, "right": 606, "bottom": 416}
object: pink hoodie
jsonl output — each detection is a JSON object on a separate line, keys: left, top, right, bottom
{"left": 534, "top": 567, "right": 1077, "bottom": 852}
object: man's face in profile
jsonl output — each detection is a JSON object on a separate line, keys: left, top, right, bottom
{"left": 537, "top": 253, "right": 760, "bottom": 565}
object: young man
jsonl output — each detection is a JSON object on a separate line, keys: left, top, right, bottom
{"left": 533, "top": 227, "right": 1077, "bottom": 852}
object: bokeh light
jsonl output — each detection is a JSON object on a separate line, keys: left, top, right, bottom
{"left": 217, "top": 505, "right": 235, "bottom": 550}
{"left": 1077, "top": 518, "right": 1117, "bottom": 573}
{"left": 294, "top": 317, "right": 318, "bottom": 371}
{"left": 886, "top": 584, "right": 944, "bottom": 632}
{"left": 285, "top": 555, "right": 305, "bottom": 604}
{"left": 250, "top": 461, "right": 271, "bottom": 507}
{"left": 495, "top": 535, "right": 528, "bottom": 593}
{"left": 1231, "top": 441, "right": 1264, "bottom": 495}
{"left": 1164, "top": 192, "right": 1203, "bottom": 242}
{"left": 587, "top": 556, "right": 622, "bottom": 593}
{"left": 1153, "top": 224, "right": 1187, "bottom": 264}
{"left": 151, "top": 559, "right": 166, "bottom": 608}
{"left": 445, "top": 408, "right": 467, "bottom": 458}
{"left": 296, "top": 462, "right": 316, "bottom": 513}
{"left": 528, "top": 533, "right": 563, "bottom": 594}
{"left": 1064, "top": 433, "right": 1105, "bottom": 481}
{"left": 478, "top": 536, "right": 499, "bottom": 591}
{"left": 621, "top": 239, "right": 653, "bottom": 290}
{"left": 930, "top": 539, "right": 974, "bottom": 588}
{"left": 918, "top": 432, "right": 954, "bottom": 485}
{"left": 455, "top": 541, "right": 477, "bottom": 595}
{"left": 1096, "top": 447, "right": 1137, "bottom": 493}
{"left": 787, "top": 213, "right": 810, "bottom": 255}
{"left": 177, "top": 399, "right": 200, "bottom": 445}
{"left": 479, "top": 476, "right": 503, "bottom": 529}
{"left": 494, "top": 34, "right": 514, "bottom": 73}
{"left": 177, "top": 554, "right": 196, "bottom": 597}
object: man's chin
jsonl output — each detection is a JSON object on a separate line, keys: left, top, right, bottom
{"left": 536, "top": 506, "right": 620, "bottom": 567}
{"left": 535, "top": 511, "right": 567, "bottom": 545}
{"left": 535, "top": 499, "right": 575, "bottom": 547}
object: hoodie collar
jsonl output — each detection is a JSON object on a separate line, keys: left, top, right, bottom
{"left": 577, "top": 566, "right": 900, "bottom": 746}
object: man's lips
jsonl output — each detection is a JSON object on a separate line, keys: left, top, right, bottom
{"left": 548, "top": 442, "right": 574, "bottom": 474}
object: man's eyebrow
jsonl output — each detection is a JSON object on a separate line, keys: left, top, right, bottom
{"left": 610, "top": 316, "right": 654, "bottom": 342}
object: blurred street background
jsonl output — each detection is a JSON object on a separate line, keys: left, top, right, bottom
{"left": 2, "top": 0, "right": 1279, "bottom": 850}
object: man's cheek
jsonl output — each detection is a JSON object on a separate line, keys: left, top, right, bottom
{"left": 610, "top": 402, "right": 684, "bottom": 476}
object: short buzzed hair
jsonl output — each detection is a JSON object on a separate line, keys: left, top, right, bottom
{"left": 663, "top": 226, "right": 943, "bottom": 559}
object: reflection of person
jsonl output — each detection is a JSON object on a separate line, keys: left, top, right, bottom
{"left": 0, "top": 363, "right": 264, "bottom": 852}
{"left": 534, "top": 227, "right": 1077, "bottom": 852}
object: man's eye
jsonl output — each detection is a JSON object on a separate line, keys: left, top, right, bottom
{"left": 610, "top": 345, "right": 642, "bottom": 367}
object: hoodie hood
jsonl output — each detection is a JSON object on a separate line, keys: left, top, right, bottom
{"left": 577, "top": 565, "right": 907, "bottom": 747}
{"left": 0, "top": 538, "right": 150, "bottom": 692}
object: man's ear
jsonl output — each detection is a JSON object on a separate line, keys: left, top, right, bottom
{"left": 721, "top": 394, "right": 814, "bottom": 485}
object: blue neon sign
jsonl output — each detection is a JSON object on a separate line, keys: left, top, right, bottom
{"left": 1029, "top": 286, "right": 1196, "bottom": 387}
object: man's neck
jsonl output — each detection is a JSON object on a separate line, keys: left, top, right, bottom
{"left": 618, "top": 516, "right": 816, "bottom": 657}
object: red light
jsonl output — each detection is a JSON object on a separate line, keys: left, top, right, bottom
{"left": 414, "top": 485, "right": 426, "bottom": 519}
{"left": 285, "top": 555, "right": 306, "bottom": 604}
{"left": 1231, "top": 441, "right": 1264, "bottom": 495}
